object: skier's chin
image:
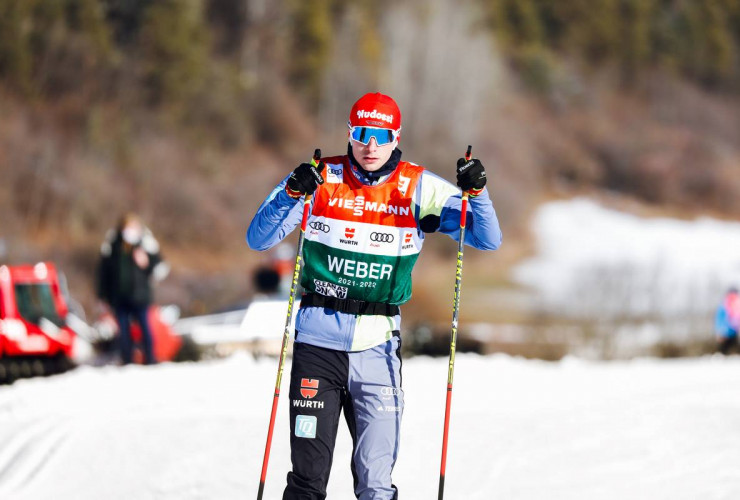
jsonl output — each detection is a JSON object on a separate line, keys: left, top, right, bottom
{"left": 361, "top": 158, "right": 382, "bottom": 171}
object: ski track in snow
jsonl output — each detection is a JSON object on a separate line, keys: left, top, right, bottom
{"left": 0, "top": 417, "right": 70, "bottom": 497}
{"left": 0, "top": 354, "right": 738, "bottom": 499}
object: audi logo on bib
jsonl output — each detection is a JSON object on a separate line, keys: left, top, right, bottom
{"left": 370, "top": 232, "right": 394, "bottom": 243}
{"left": 309, "top": 222, "right": 330, "bottom": 233}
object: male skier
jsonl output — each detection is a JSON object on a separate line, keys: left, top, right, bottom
{"left": 247, "top": 92, "right": 502, "bottom": 499}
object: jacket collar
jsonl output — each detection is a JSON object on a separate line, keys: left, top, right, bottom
{"left": 347, "top": 144, "right": 402, "bottom": 185}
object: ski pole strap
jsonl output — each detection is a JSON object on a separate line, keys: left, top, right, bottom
{"left": 300, "top": 293, "right": 400, "bottom": 316}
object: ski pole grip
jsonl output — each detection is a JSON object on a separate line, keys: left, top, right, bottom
{"left": 462, "top": 145, "right": 472, "bottom": 201}
{"left": 311, "top": 149, "right": 322, "bottom": 167}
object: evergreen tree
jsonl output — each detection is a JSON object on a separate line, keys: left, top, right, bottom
{"left": 287, "top": 0, "right": 334, "bottom": 104}
{"left": 138, "top": 0, "right": 209, "bottom": 104}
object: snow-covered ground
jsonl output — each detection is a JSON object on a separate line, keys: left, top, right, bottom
{"left": 514, "top": 198, "right": 740, "bottom": 317}
{"left": 1, "top": 354, "right": 739, "bottom": 499}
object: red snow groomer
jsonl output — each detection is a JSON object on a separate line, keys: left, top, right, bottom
{"left": 0, "top": 262, "right": 77, "bottom": 383}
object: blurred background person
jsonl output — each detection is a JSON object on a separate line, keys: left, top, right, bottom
{"left": 97, "top": 214, "right": 169, "bottom": 365}
{"left": 714, "top": 288, "right": 740, "bottom": 355}
{"left": 252, "top": 264, "right": 281, "bottom": 298}
{"left": 251, "top": 243, "right": 296, "bottom": 300}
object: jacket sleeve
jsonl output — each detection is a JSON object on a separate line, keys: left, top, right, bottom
{"left": 246, "top": 175, "right": 305, "bottom": 251}
{"left": 140, "top": 229, "right": 169, "bottom": 281}
{"left": 145, "top": 249, "right": 162, "bottom": 277}
{"left": 415, "top": 170, "right": 502, "bottom": 250}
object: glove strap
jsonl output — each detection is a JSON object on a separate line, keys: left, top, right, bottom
{"left": 467, "top": 187, "right": 485, "bottom": 198}
{"left": 285, "top": 185, "right": 303, "bottom": 199}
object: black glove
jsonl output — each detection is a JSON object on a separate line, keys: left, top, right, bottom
{"left": 456, "top": 158, "right": 487, "bottom": 192}
{"left": 286, "top": 161, "right": 325, "bottom": 198}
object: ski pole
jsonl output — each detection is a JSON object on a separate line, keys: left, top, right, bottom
{"left": 257, "top": 149, "right": 322, "bottom": 500}
{"left": 438, "top": 145, "right": 472, "bottom": 500}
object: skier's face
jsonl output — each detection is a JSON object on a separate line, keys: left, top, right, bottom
{"left": 350, "top": 136, "right": 396, "bottom": 172}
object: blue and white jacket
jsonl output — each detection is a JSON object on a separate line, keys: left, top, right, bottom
{"left": 247, "top": 153, "right": 502, "bottom": 352}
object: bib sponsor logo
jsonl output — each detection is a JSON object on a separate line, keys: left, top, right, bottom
{"left": 356, "top": 109, "right": 394, "bottom": 125}
{"left": 398, "top": 175, "right": 411, "bottom": 196}
{"left": 370, "top": 232, "right": 394, "bottom": 243}
{"left": 340, "top": 227, "right": 358, "bottom": 246}
{"left": 309, "top": 221, "right": 330, "bottom": 233}
{"left": 300, "top": 378, "right": 319, "bottom": 398}
{"left": 295, "top": 415, "right": 317, "bottom": 439}
{"left": 353, "top": 196, "right": 365, "bottom": 217}
{"left": 328, "top": 256, "right": 393, "bottom": 280}
{"left": 313, "top": 279, "right": 348, "bottom": 299}
{"left": 402, "top": 231, "right": 415, "bottom": 250}
{"left": 328, "top": 197, "right": 410, "bottom": 218}
{"left": 327, "top": 167, "right": 343, "bottom": 184}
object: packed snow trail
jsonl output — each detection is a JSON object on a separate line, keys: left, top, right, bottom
{"left": 0, "top": 354, "right": 738, "bottom": 499}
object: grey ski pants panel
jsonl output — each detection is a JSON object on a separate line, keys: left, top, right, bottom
{"left": 283, "top": 337, "right": 403, "bottom": 500}
{"left": 347, "top": 337, "right": 403, "bottom": 500}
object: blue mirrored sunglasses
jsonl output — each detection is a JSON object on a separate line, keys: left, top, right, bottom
{"left": 348, "top": 124, "right": 399, "bottom": 146}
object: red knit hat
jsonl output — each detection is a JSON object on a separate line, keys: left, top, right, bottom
{"left": 349, "top": 93, "right": 401, "bottom": 130}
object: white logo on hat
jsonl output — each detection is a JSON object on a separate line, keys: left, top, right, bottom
{"left": 357, "top": 109, "right": 394, "bottom": 125}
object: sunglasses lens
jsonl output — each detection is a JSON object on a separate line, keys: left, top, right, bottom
{"left": 351, "top": 127, "right": 395, "bottom": 146}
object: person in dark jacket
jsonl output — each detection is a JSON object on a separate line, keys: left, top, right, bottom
{"left": 97, "top": 214, "right": 168, "bottom": 364}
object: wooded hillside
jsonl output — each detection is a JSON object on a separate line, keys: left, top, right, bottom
{"left": 1, "top": 0, "right": 739, "bottom": 316}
